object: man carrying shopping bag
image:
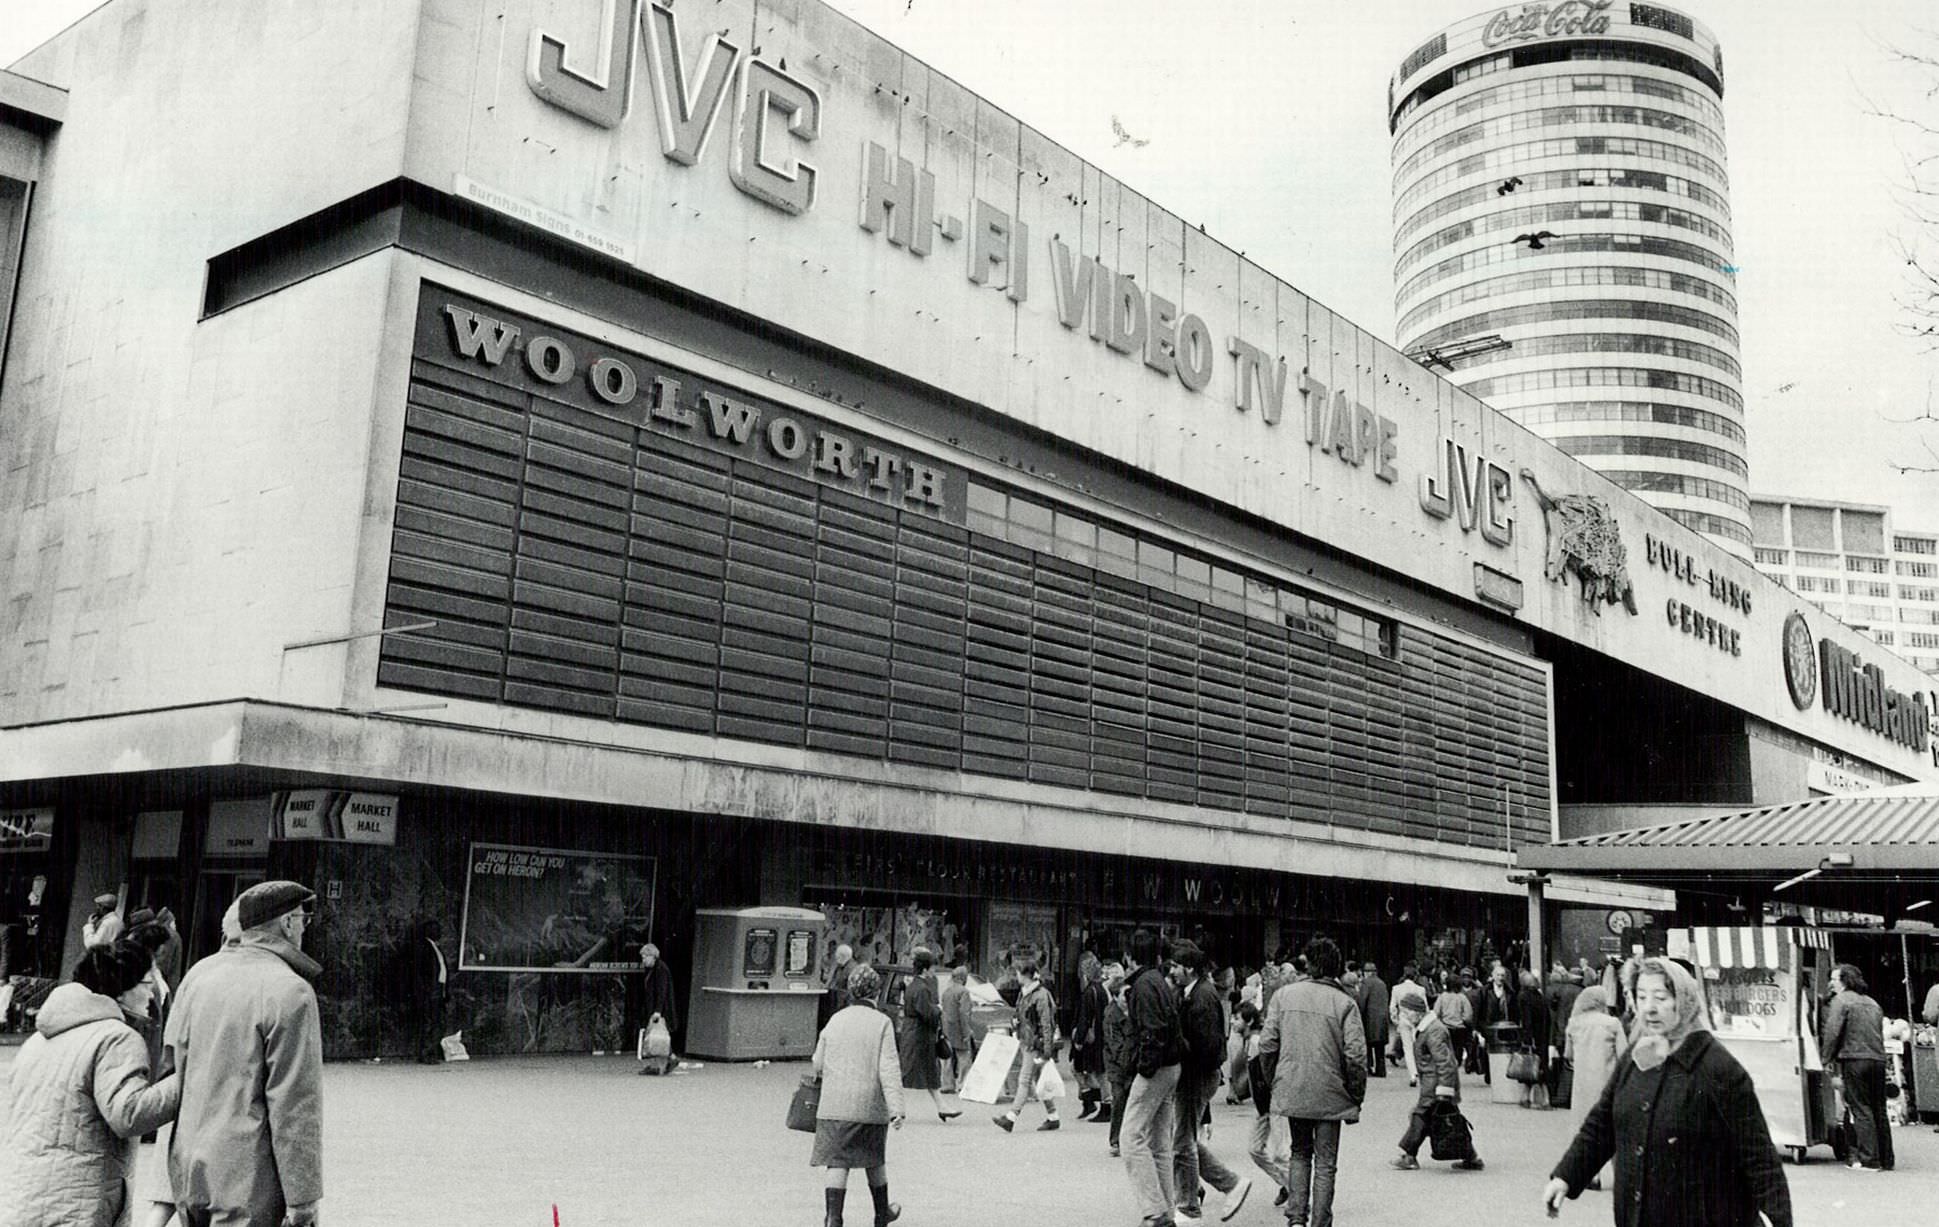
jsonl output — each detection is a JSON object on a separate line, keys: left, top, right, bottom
{"left": 994, "top": 956, "right": 1062, "bottom": 1132}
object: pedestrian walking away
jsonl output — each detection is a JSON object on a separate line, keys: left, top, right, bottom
{"left": 1545, "top": 957, "right": 1792, "bottom": 1227}
{"left": 165, "top": 880, "right": 325, "bottom": 1227}
{"left": 810, "top": 963, "right": 906, "bottom": 1227}
{"left": 1355, "top": 962, "right": 1388, "bottom": 1080}
{"left": 1432, "top": 975, "right": 1474, "bottom": 1089}
{"left": 1562, "top": 986, "right": 1624, "bottom": 1191}
{"left": 1258, "top": 936, "right": 1366, "bottom": 1227}
{"left": 1071, "top": 952, "right": 1111, "bottom": 1122}
{"left": 0, "top": 940, "right": 182, "bottom": 1227}
{"left": 1820, "top": 963, "right": 1894, "bottom": 1171}
{"left": 938, "top": 962, "right": 974, "bottom": 1097}
{"left": 1389, "top": 965, "right": 1428, "bottom": 1085}
{"left": 1120, "top": 929, "right": 1184, "bottom": 1227}
{"left": 1101, "top": 961, "right": 1136, "bottom": 1155}
{"left": 1514, "top": 968, "right": 1553, "bottom": 1109}
{"left": 994, "top": 955, "right": 1062, "bottom": 1133}
{"left": 896, "top": 947, "right": 957, "bottom": 1121}
{"left": 1387, "top": 996, "right": 1483, "bottom": 1172}
{"left": 1238, "top": 992, "right": 1291, "bottom": 1208}
{"left": 1170, "top": 941, "right": 1252, "bottom": 1222}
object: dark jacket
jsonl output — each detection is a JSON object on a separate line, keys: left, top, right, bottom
{"left": 1072, "top": 979, "right": 1109, "bottom": 1075}
{"left": 1181, "top": 976, "right": 1226, "bottom": 1076}
{"left": 1126, "top": 965, "right": 1184, "bottom": 1079}
{"left": 1481, "top": 981, "right": 1515, "bottom": 1030}
{"left": 1258, "top": 977, "right": 1367, "bottom": 1121}
{"left": 641, "top": 960, "right": 678, "bottom": 1033}
{"left": 1103, "top": 995, "right": 1135, "bottom": 1083}
{"left": 1552, "top": 1031, "right": 1792, "bottom": 1227}
{"left": 1015, "top": 981, "right": 1057, "bottom": 1060}
{"left": 1819, "top": 989, "right": 1886, "bottom": 1064}
{"left": 1358, "top": 972, "right": 1390, "bottom": 1045}
{"left": 1547, "top": 979, "right": 1583, "bottom": 1048}
{"left": 1413, "top": 1013, "right": 1463, "bottom": 1107}
{"left": 1515, "top": 986, "right": 1552, "bottom": 1071}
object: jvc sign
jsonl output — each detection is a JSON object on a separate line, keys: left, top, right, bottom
{"left": 528, "top": 0, "right": 820, "bottom": 214}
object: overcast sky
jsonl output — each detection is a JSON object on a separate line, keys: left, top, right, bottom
{"left": 6, "top": 0, "right": 1937, "bottom": 527}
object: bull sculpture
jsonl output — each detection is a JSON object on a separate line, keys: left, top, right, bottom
{"left": 1518, "top": 468, "right": 1638, "bottom": 616}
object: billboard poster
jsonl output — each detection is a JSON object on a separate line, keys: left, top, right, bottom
{"left": 0, "top": 807, "right": 54, "bottom": 854}
{"left": 459, "top": 843, "right": 656, "bottom": 973}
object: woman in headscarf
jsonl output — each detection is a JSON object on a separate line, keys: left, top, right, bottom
{"left": 1543, "top": 957, "right": 1792, "bottom": 1227}
{"left": 1514, "top": 968, "right": 1553, "bottom": 1108}
{"left": 1561, "top": 987, "right": 1625, "bottom": 1191}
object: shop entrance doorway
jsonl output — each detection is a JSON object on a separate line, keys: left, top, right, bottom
{"left": 191, "top": 868, "right": 263, "bottom": 962}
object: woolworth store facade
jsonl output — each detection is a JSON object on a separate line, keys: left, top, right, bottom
{"left": 0, "top": 0, "right": 1933, "bottom": 1057}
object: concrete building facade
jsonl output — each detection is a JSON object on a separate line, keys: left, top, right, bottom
{"left": 1, "top": 0, "right": 1931, "bottom": 1056}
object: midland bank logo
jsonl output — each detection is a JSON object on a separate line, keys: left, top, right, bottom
{"left": 1783, "top": 611, "right": 1931, "bottom": 753}
{"left": 527, "top": 0, "right": 819, "bottom": 214}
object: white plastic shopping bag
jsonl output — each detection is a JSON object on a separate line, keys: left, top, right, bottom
{"left": 956, "top": 1031, "right": 1020, "bottom": 1104}
{"left": 439, "top": 1031, "right": 470, "bottom": 1061}
{"left": 1033, "top": 1058, "right": 1066, "bottom": 1102}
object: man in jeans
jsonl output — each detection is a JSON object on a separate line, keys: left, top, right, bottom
{"left": 1121, "top": 929, "right": 1185, "bottom": 1227}
{"left": 1172, "top": 942, "right": 1252, "bottom": 1222}
{"left": 1257, "top": 937, "right": 1366, "bottom": 1227}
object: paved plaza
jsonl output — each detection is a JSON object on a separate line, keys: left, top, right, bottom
{"left": 4, "top": 1046, "right": 1930, "bottom": 1226}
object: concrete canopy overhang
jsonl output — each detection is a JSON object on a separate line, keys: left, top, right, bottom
{"left": 1519, "top": 785, "right": 1939, "bottom": 916}
{"left": 2, "top": 699, "right": 1666, "bottom": 909}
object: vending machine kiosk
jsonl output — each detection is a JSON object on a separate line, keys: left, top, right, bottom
{"left": 685, "top": 907, "right": 830, "bottom": 1060}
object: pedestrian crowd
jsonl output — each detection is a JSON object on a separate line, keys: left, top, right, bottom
{"left": 799, "top": 936, "right": 1831, "bottom": 1227}
{"left": 0, "top": 881, "right": 324, "bottom": 1227}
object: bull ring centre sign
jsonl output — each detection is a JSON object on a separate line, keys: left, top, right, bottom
{"left": 517, "top": 0, "right": 1410, "bottom": 495}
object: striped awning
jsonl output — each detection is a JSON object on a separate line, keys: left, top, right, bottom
{"left": 1686, "top": 925, "right": 1830, "bottom": 969}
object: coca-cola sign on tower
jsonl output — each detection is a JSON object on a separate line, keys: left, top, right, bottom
{"left": 1482, "top": 0, "right": 1615, "bottom": 48}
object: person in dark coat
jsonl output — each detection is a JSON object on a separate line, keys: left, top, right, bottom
{"left": 1357, "top": 962, "right": 1390, "bottom": 1078}
{"left": 1388, "top": 996, "right": 1482, "bottom": 1170}
{"left": 1547, "top": 965, "right": 1583, "bottom": 1050}
{"left": 1070, "top": 952, "right": 1110, "bottom": 1121}
{"left": 1513, "top": 968, "right": 1553, "bottom": 1108}
{"left": 1100, "top": 962, "right": 1134, "bottom": 1155}
{"left": 1546, "top": 957, "right": 1792, "bottom": 1227}
{"left": 1461, "top": 969, "right": 1488, "bottom": 1078}
{"left": 635, "top": 941, "right": 679, "bottom": 1075}
{"left": 1171, "top": 941, "right": 1251, "bottom": 1222}
{"left": 822, "top": 944, "right": 856, "bottom": 1027}
{"left": 398, "top": 918, "right": 450, "bottom": 1064}
{"left": 1820, "top": 963, "right": 1893, "bottom": 1171}
{"left": 896, "top": 948, "right": 956, "bottom": 1121}
{"left": 1120, "top": 930, "right": 1184, "bottom": 1225}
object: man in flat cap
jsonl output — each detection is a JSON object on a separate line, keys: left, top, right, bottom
{"left": 165, "top": 880, "right": 324, "bottom": 1226}
{"left": 82, "top": 892, "right": 123, "bottom": 948}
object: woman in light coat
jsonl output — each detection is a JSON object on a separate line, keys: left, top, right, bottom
{"left": 811, "top": 963, "right": 907, "bottom": 1227}
{"left": 0, "top": 941, "right": 182, "bottom": 1227}
{"left": 1563, "top": 986, "right": 1626, "bottom": 1190}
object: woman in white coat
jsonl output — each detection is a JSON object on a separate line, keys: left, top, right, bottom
{"left": 0, "top": 940, "right": 182, "bottom": 1227}
{"left": 811, "top": 963, "right": 906, "bottom": 1227}
{"left": 1563, "top": 986, "right": 1626, "bottom": 1190}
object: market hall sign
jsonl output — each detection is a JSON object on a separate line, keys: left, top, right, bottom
{"left": 1782, "top": 612, "right": 1931, "bottom": 752}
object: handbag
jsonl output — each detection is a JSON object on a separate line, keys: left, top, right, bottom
{"left": 935, "top": 1034, "right": 952, "bottom": 1060}
{"left": 786, "top": 1075, "right": 821, "bottom": 1133}
{"left": 1507, "top": 1047, "right": 1543, "bottom": 1085}
{"left": 1548, "top": 1056, "right": 1574, "bottom": 1109}
{"left": 1425, "top": 1099, "right": 1474, "bottom": 1161}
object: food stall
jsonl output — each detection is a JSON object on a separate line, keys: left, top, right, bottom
{"left": 1670, "top": 924, "right": 1837, "bottom": 1162}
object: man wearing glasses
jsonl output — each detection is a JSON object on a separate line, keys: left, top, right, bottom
{"left": 164, "top": 880, "right": 325, "bottom": 1227}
